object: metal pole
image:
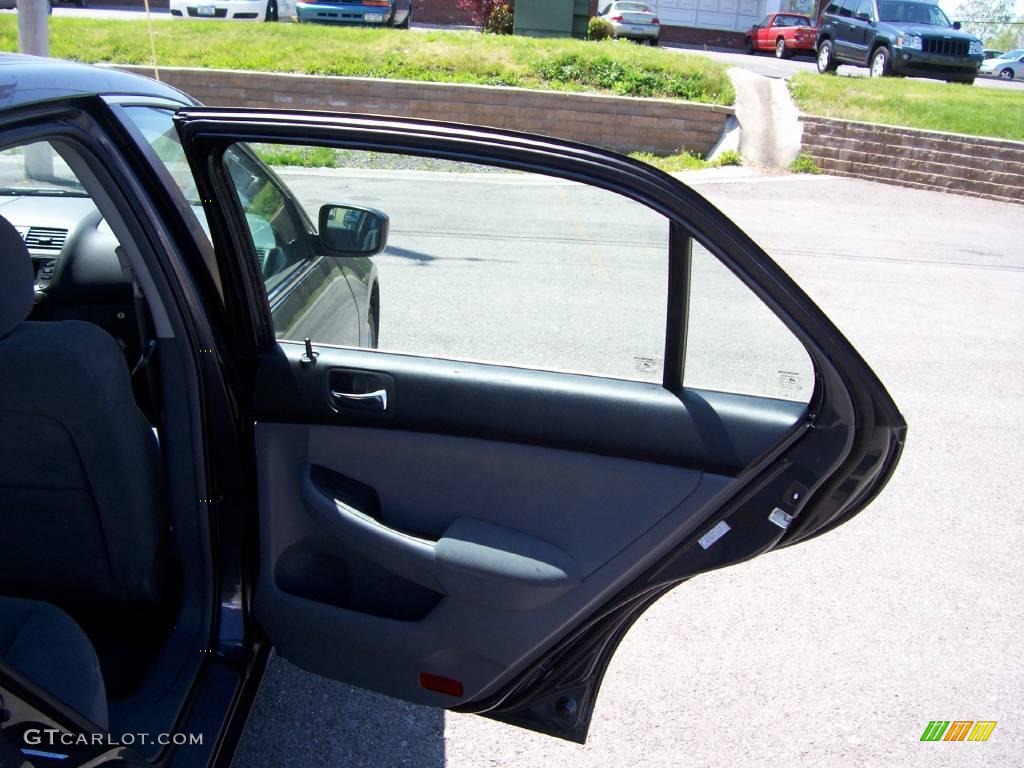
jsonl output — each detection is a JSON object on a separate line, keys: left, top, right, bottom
{"left": 16, "top": 0, "right": 49, "bottom": 57}
{"left": 17, "top": 0, "right": 53, "bottom": 180}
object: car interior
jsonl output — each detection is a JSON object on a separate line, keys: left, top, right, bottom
{"left": 0, "top": 140, "right": 200, "bottom": 753}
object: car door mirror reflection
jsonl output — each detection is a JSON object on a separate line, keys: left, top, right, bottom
{"left": 318, "top": 204, "right": 389, "bottom": 257}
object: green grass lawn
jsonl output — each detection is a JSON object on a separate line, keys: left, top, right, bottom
{"left": 789, "top": 72, "right": 1024, "bottom": 142}
{"left": 0, "top": 17, "right": 734, "bottom": 105}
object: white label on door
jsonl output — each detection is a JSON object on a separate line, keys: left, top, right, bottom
{"left": 698, "top": 520, "right": 731, "bottom": 550}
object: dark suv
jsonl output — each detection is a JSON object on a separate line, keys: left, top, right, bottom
{"left": 816, "top": 0, "right": 983, "bottom": 83}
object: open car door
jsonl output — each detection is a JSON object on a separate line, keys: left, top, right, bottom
{"left": 173, "top": 109, "right": 905, "bottom": 743}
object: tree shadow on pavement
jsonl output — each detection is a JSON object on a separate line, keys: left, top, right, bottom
{"left": 232, "top": 654, "right": 445, "bottom": 768}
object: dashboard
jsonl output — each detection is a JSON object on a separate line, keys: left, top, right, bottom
{"left": 1, "top": 194, "right": 144, "bottom": 366}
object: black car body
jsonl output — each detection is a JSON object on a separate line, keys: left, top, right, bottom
{"left": 0, "top": 56, "right": 905, "bottom": 767}
{"left": 816, "top": 0, "right": 983, "bottom": 82}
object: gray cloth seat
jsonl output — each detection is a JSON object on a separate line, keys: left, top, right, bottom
{"left": 0, "top": 596, "right": 109, "bottom": 729}
{"left": 0, "top": 214, "right": 166, "bottom": 605}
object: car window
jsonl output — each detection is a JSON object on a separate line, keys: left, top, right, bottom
{"left": 684, "top": 243, "right": 813, "bottom": 401}
{"left": 122, "top": 106, "right": 202, "bottom": 207}
{"left": 758, "top": 14, "right": 771, "bottom": 26}
{"left": 837, "top": 0, "right": 854, "bottom": 19}
{"left": 775, "top": 15, "right": 808, "bottom": 26}
{"left": 616, "top": 2, "right": 652, "bottom": 11}
{"left": 221, "top": 143, "right": 813, "bottom": 401}
{"left": 0, "top": 143, "right": 86, "bottom": 196}
{"left": 877, "top": 1, "right": 948, "bottom": 24}
{"left": 852, "top": 0, "right": 873, "bottom": 19}
{"left": 223, "top": 146, "right": 312, "bottom": 288}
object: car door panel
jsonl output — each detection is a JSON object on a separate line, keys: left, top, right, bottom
{"left": 257, "top": 424, "right": 732, "bottom": 709}
{"left": 173, "top": 108, "right": 904, "bottom": 742}
{"left": 252, "top": 339, "right": 798, "bottom": 707}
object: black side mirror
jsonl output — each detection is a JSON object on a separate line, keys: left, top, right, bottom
{"left": 854, "top": 12, "right": 870, "bottom": 22}
{"left": 318, "top": 204, "right": 389, "bottom": 257}
{"left": 952, "top": 20, "right": 961, "bottom": 30}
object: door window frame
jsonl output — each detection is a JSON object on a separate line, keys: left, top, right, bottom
{"left": 173, "top": 110, "right": 825, "bottom": 400}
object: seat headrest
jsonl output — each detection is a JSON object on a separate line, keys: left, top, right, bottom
{"left": 0, "top": 214, "right": 33, "bottom": 338}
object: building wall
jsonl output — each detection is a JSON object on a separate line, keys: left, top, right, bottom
{"left": 649, "top": 0, "right": 766, "bottom": 35}
{"left": 415, "top": 0, "right": 474, "bottom": 25}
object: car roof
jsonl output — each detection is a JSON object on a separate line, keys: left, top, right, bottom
{"left": 0, "top": 54, "right": 195, "bottom": 111}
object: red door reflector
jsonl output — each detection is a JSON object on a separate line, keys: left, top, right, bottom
{"left": 419, "top": 672, "right": 464, "bottom": 697}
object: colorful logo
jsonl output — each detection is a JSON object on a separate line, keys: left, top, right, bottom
{"left": 920, "top": 721, "right": 997, "bottom": 742}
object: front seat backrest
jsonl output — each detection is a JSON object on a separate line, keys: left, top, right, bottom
{"left": 0, "top": 215, "right": 166, "bottom": 605}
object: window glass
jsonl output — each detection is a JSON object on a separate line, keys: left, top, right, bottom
{"left": 838, "top": 0, "right": 854, "bottom": 18}
{"left": 224, "top": 146, "right": 311, "bottom": 288}
{"left": 122, "top": 106, "right": 202, "bottom": 207}
{"left": 852, "top": 0, "right": 873, "bottom": 19}
{"left": 877, "top": 0, "right": 948, "bottom": 24}
{"left": 683, "top": 243, "right": 814, "bottom": 402}
{"left": 228, "top": 144, "right": 671, "bottom": 381}
{"left": 0, "top": 142, "right": 86, "bottom": 195}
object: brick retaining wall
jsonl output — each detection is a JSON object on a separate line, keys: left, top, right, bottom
{"left": 801, "top": 116, "right": 1024, "bottom": 205}
{"left": 117, "top": 66, "right": 732, "bottom": 155}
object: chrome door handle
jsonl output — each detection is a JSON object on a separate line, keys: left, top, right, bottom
{"left": 331, "top": 388, "right": 388, "bottom": 411}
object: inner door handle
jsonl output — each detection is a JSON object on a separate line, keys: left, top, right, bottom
{"left": 330, "top": 388, "right": 388, "bottom": 411}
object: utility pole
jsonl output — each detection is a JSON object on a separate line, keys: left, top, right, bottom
{"left": 17, "top": 0, "right": 49, "bottom": 57}
{"left": 17, "top": 0, "right": 52, "bottom": 180}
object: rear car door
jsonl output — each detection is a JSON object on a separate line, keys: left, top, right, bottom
{"left": 832, "top": 0, "right": 859, "bottom": 58}
{"left": 847, "top": 0, "right": 876, "bottom": 63}
{"left": 174, "top": 109, "right": 904, "bottom": 742}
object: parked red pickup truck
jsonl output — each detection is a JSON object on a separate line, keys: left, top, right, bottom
{"left": 745, "top": 13, "right": 817, "bottom": 58}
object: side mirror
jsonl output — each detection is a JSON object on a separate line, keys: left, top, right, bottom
{"left": 854, "top": 12, "right": 870, "bottom": 22}
{"left": 318, "top": 204, "right": 389, "bottom": 257}
{"left": 952, "top": 20, "right": 961, "bottom": 29}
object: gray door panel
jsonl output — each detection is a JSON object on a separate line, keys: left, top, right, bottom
{"left": 255, "top": 421, "right": 731, "bottom": 706}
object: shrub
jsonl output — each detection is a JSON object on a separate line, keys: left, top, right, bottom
{"left": 716, "top": 148, "right": 742, "bottom": 166}
{"left": 484, "top": 3, "right": 514, "bottom": 35}
{"left": 588, "top": 17, "right": 613, "bottom": 41}
{"left": 789, "top": 152, "right": 822, "bottom": 174}
{"left": 533, "top": 53, "right": 720, "bottom": 101}
{"left": 458, "top": 0, "right": 509, "bottom": 28}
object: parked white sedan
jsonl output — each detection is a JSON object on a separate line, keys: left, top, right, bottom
{"left": 169, "top": 0, "right": 295, "bottom": 21}
{"left": 978, "top": 48, "right": 1024, "bottom": 79}
{"left": 597, "top": 1, "right": 661, "bottom": 45}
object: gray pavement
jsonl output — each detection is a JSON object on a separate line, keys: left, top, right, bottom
{"left": 233, "top": 168, "right": 1024, "bottom": 768}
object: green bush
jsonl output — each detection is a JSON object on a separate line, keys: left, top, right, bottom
{"left": 789, "top": 152, "right": 822, "bottom": 174}
{"left": 484, "top": 3, "right": 514, "bottom": 35}
{"left": 716, "top": 148, "right": 742, "bottom": 166}
{"left": 533, "top": 53, "right": 718, "bottom": 100}
{"left": 588, "top": 17, "right": 613, "bottom": 41}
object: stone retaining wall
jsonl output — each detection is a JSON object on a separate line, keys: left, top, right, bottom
{"left": 115, "top": 65, "right": 732, "bottom": 156}
{"left": 801, "top": 116, "right": 1023, "bottom": 205}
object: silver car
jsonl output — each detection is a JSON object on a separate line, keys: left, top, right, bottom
{"left": 597, "top": 1, "right": 661, "bottom": 45}
{"left": 978, "top": 48, "right": 1024, "bottom": 79}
